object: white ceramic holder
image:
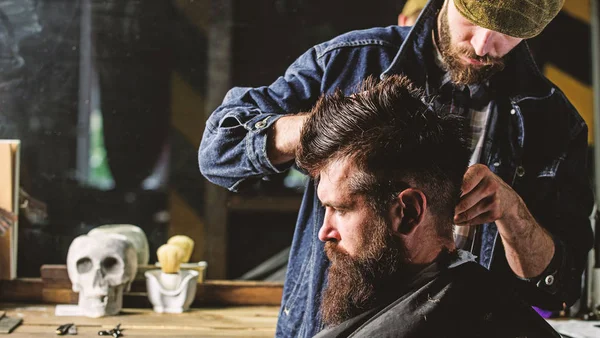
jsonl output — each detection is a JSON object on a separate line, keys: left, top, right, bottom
{"left": 145, "top": 269, "right": 199, "bottom": 313}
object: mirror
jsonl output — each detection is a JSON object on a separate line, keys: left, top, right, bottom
{"left": 0, "top": 0, "right": 400, "bottom": 278}
{"left": 0, "top": 0, "right": 591, "bottom": 279}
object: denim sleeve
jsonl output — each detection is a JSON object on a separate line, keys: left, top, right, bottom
{"left": 544, "top": 126, "right": 594, "bottom": 308}
{"left": 516, "top": 126, "right": 594, "bottom": 310}
{"left": 198, "top": 47, "right": 324, "bottom": 191}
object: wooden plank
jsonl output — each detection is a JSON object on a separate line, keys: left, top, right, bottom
{"left": 0, "top": 143, "right": 12, "bottom": 281}
{"left": 41, "top": 289, "right": 78, "bottom": 305}
{"left": 40, "top": 265, "right": 67, "bottom": 280}
{"left": 41, "top": 289, "right": 153, "bottom": 308}
{"left": 41, "top": 265, "right": 72, "bottom": 290}
{"left": 41, "top": 265, "right": 192, "bottom": 289}
{"left": 0, "top": 279, "right": 42, "bottom": 302}
{"left": 202, "top": 0, "right": 234, "bottom": 280}
{"left": 6, "top": 267, "right": 284, "bottom": 306}
{"left": 43, "top": 265, "right": 286, "bottom": 288}
{"left": 196, "top": 280, "right": 283, "bottom": 306}
{"left": 38, "top": 282, "right": 282, "bottom": 307}
{"left": 0, "top": 141, "right": 19, "bottom": 280}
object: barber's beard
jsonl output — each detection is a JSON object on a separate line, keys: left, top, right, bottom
{"left": 437, "top": 4, "right": 505, "bottom": 85}
{"left": 321, "top": 215, "right": 408, "bottom": 327}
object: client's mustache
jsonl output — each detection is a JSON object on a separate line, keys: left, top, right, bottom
{"left": 325, "top": 240, "right": 350, "bottom": 263}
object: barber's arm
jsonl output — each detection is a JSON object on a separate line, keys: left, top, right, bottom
{"left": 454, "top": 164, "right": 555, "bottom": 277}
{"left": 454, "top": 126, "right": 593, "bottom": 309}
{"left": 198, "top": 47, "right": 323, "bottom": 191}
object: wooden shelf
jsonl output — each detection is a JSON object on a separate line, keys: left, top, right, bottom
{"left": 0, "top": 265, "right": 283, "bottom": 307}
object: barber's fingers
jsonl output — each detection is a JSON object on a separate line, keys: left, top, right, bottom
{"left": 455, "top": 210, "right": 498, "bottom": 228}
{"left": 455, "top": 196, "right": 499, "bottom": 226}
{"left": 460, "top": 164, "right": 490, "bottom": 196}
{"left": 455, "top": 176, "right": 499, "bottom": 217}
{"left": 456, "top": 179, "right": 486, "bottom": 215}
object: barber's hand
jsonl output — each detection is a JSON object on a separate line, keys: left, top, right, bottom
{"left": 267, "top": 114, "right": 310, "bottom": 165}
{"left": 0, "top": 207, "right": 16, "bottom": 236}
{"left": 454, "top": 164, "right": 520, "bottom": 226}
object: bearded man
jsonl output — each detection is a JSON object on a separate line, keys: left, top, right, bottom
{"left": 299, "top": 74, "right": 559, "bottom": 337}
{"left": 199, "top": 0, "right": 593, "bottom": 336}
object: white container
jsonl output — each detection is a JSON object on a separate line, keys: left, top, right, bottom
{"left": 154, "top": 261, "right": 208, "bottom": 283}
{"left": 145, "top": 269, "right": 199, "bottom": 313}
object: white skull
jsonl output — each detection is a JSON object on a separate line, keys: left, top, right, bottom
{"left": 88, "top": 224, "right": 150, "bottom": 266}
{"left": 67, "top": 233, "right": 138, "bottom": 318}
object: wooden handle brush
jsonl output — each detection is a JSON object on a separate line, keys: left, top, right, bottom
{"left": 167, "top": 235, "right": 195, "bottom": 263}
{"left": 157, "top": 244, "right": 185, "bottom": 289}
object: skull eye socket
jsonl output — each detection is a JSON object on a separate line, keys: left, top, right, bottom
{"left": 101, "top": 256, "right": 121, "bottom": 274}
{"left": 76, "top": 258, "right": 93, "bottom": 274}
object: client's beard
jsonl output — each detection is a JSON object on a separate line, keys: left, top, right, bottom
{"left": 321, "top": 214, "right": 408, "bottom": 327}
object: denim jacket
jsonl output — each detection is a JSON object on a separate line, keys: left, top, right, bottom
{"left": 199, "top": 0, "right": 593, "bottom": 336}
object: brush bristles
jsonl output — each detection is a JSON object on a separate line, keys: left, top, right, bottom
{"left": 167, "top": 235, "right": 195, "bottom": 263}
{"left": 157, "top": 244, "right": 184, "bottom": 274}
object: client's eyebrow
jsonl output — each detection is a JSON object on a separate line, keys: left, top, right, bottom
{"left": 320, "top": 199, "right": 354, "bottom": 210}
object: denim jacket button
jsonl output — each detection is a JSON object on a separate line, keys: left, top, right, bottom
{"left": 516, "top": 166, "right": 525, "bottom": 177}
{"left": 544, "top": 275, "right": 555, "bottom": 286}
{"left": 510, "top": 109, "right": 516, "bottom": 115}
{"left": 255, "top": 119, "right": 268, "bottom": 129}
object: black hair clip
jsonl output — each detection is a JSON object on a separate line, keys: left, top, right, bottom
{"left": 56, "top": 323, "right": 76, "bottom": 335}
{"left": 98, "top": 323, "right": 123, "bottom": 337}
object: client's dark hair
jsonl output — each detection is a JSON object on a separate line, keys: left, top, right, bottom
{"left": 297, "top": 75, "right": 471, "bottom": 239}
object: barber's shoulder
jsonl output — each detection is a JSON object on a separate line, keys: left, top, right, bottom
{"left": 532, "top": 77, "right": 589, "bottom": 138}
{"left": 314, "top": 25, "right": 409, "bottom": 59}
{"left": 549, "top": 85, "right": 588, "bottom": 133}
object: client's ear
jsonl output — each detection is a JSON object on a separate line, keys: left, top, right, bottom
{"left": 398, "top": 13, "right": 408, "bottom": 26}
{"left": 389, "top": 188, "right": 427, "bottom": 235}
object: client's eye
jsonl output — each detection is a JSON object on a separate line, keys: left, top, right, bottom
{"left": 335, "top": 208, "right": 346, "bottom": 216}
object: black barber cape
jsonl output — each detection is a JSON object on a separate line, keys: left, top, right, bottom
{"left": 314, "top": 251, "right": 560, "bottom": 338}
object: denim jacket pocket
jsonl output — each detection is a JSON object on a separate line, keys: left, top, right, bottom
{"left": 536, "top": 159, "right": 561, "bottom": 178}
{"left": 218, "top": 112, "right": 246, "bottom": 130}
{"left": 515, "top": 157, "right": 564, "bottom": 221}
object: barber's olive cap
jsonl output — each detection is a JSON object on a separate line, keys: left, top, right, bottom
{"left": 401, "top": 0, "right": 429, "bottom": 17}
{"left": 454, "top": 0, "right": 565, "bottom": 39}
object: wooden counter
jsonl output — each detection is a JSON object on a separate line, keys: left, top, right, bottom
{"left": 0, "top": 266, "right": 284, "bottom": 336}
{"left": 0, "top": 303, "right": 278, "bottom": 337}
